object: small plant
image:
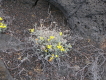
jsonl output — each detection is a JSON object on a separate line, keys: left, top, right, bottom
{"left": 29, "top": 26, "right": 72, "bottom": 61}
{"left": 0, "top": 17, "right": 7, "bottom": 33}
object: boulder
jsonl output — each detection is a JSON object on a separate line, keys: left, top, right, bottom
{"left": 0, "top": 59, "right": 14, "bottom": 80}
{"left": 47, "top": 0, "right": 106, "bottom": 42}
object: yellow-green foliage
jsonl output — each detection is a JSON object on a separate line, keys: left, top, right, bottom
{"left": 29, "top": 27, "right": 72, "bottom": 61}
{"left": 0, "top": 17, "right": 7, "bottom": 32}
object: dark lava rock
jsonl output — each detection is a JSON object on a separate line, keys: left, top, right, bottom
{"left": 0, "top": 59, "right": 14, "bottom": 80}
{"left": 102, "top": 0, "right": 106, "bottom": 2}
{"left": 47, "top": 0, "right": 106, "bottom": 42}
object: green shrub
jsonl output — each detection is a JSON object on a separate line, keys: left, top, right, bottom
{"left": 29, "top": 26, "right": 72, "bottom": 61}
{"left": 0, "top": 17, "right": 7, "bottom": 32}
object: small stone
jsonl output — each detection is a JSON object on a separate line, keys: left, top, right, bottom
{"left": 73, "top": 65, "right": 80, "bottom": 71}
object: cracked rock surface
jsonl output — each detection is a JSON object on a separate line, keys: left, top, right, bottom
{"left": 0, "top": 59, "right": 14, "bottom": 80}
{"left": 49, "top": 0, "right": 106, "bottom": 42}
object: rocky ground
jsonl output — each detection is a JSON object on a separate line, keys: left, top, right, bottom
{"left": 0, "top": 0, "right": 106, "bottom": 80}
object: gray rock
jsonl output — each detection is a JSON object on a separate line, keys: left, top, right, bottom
{"left": 47, "top": 0, "right": 106, "bottom": 42}
{"left": 101, "top": 61, "right": 106, "bottom": 80}
{"left": 0, "top": 34, "right": 25, "bottom": 51}
{"left": 0, "top": 59, "right": 14, "bottom": 80}
{"left": 102, "top": 0, "right": 106, "bottom": 2}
